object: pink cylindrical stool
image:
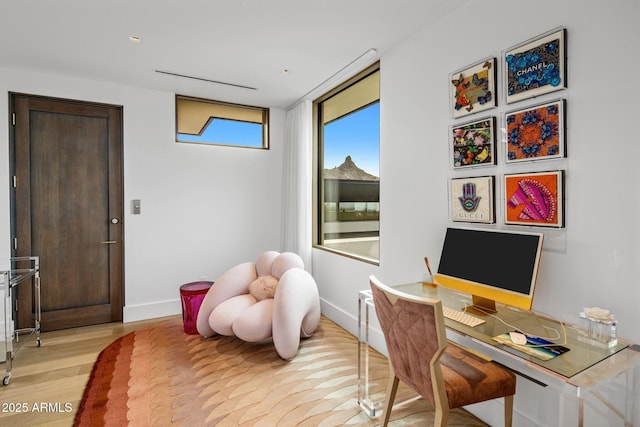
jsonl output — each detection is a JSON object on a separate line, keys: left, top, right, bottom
{"left": 180, "top": 281, "right": 213, "bottom": 334}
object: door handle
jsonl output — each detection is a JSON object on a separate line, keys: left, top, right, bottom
{"left": 111, "top": 218, "right": 120, "bottom": 224}
{"left": 101, "top": 241, "right": 117, "bottom": 244}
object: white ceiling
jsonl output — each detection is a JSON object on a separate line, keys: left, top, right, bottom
{"left": 1, "top": 0, "right": 464, "bottom": 109}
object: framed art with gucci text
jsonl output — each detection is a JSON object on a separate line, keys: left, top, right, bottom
{"left": 450, "top": 176, "right": 495, "bottom": 224}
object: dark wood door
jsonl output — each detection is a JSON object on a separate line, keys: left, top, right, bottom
{"left": 11, "top": 94, "right": 124, "bottom": 331}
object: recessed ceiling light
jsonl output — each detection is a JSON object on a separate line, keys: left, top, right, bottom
{"left": 129, "top": 36, "right": 141, "bottom": 43}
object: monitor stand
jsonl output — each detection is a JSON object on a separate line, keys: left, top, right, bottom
{"left": 464, "top": 295, "right": 497, "bottom": 316}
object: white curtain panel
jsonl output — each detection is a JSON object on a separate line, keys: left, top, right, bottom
{"left": 282, "top": 100, "right": 312, "bottom": 272}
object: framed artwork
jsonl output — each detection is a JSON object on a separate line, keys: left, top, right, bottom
{"left": 504, "top": 27, "right": 566, "bottom": 104}
{"left": 450, "top": 57, "right": 496, "bottom": 118}
{"left": 505, "top": 99, "right": 565, "bottom": 163}
{"left": 451, "top": 117, "right": 496, "bottom": 168}
{"left": 504, "top": 170, "right": 564, "bottom": 228}
{"left": 450, "top": 176, "right": 495, "bottom": 224}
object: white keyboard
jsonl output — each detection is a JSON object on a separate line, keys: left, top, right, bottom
{"left": 442, "top": 306, "right": 486, "bottom": 327}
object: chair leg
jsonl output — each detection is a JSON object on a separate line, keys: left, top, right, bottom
{"left": 381, "top": 375, "right": 400, "bottom": 427}
{"left": 435, "top": 406, "right": 449, "bottom": 427}
{"left": 504, "top": 394, "right": 514, "bottom": 427}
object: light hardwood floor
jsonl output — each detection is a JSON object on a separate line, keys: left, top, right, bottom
{"left": 0, "top": 316, "right": 177, "bottom": 427}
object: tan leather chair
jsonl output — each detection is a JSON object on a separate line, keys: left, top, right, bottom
{"left": 369, "top": 275, "right": 516, "bottom": 426}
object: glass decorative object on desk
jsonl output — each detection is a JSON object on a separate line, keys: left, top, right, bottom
{"left": 579, "top": 307, "right": 618, "bottom": 348}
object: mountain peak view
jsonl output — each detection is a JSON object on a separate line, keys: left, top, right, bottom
{"left": 323, "top": 156, "right": 379, "bottom": 181}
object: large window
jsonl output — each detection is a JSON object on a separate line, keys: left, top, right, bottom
{"left": 175, "top": 95, "right": 269, "bottom": 149}
{"left": 314, "top": 64, "right": 380, "bottom": 263}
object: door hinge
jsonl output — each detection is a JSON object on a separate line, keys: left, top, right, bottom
{"left": 13, "top": 237, "right": 18, "bottom": 250}
{"left": 14, "top": 298, "right": 18, "bottom": 312}
{"left": 12, "top": 112, "right": 15, "bottom": 126}
{"left": 12, "top": 175, "right": 17, "bottom": 188}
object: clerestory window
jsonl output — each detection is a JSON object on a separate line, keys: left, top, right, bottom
{"left": 175, "top": 95, "right": 269, "bottom": 149}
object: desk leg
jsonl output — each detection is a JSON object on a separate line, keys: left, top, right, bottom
{"left": 357, "top": 290, "right": 422, "bottom": 418}
{"left": 577, "top": 357, "right": 639, "bottom": 426}
{"left": 578, "top": 396, "right": 584, "bottom": 427}
{"left": 357, "top": 291, "right": 383, "bottom": 417}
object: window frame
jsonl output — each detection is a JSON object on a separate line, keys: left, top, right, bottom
{"left": 312, "top": 62, "right": 380, "bottom": 265}
{"left": 175, "top": 95, "right": 270, "bottom": 149}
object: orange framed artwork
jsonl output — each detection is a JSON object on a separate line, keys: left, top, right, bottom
{"left": 505, "top": 99, "right": 565, "bottom": 163}
{"left": 504, "top": 170, "right": 564, "bottom": 228}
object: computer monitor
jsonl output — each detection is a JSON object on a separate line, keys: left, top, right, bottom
{"left": 434, "top": 227, "right": 544, "bottom": 313}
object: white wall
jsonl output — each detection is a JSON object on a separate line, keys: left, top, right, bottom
{"left": 317, "top": 0, "right": 640, "bottom": 346}
{"left": 315, "top": 0, "right": 640, "bottom": 425}
{"left": 0, "top": 68, "right": 285, "bottom": 321}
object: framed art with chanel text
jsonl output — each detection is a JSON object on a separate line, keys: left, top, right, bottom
{"left": 504, "top": 28, "right": 566, "bottom": 104}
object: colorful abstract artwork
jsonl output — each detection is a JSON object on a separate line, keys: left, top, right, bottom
{"left": 450, "top": 176, "right": 495, "bottom": 223}
{"left": 451, "top": 117, "right": 496, "bottom": 168}
{"left": 504, "top": 171, "right": 564, "bottom": 228}
{"left": 505, "top": 100, "right": 565, "bottom": 163}
{"left": 450, "top": 58, "right": 496, "bottom": 118}
{"left": 504, "top": 28, "right": 566, "bottom": 103}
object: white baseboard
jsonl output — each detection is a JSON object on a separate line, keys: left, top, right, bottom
{"left": 319, "top": 297, "right": 388, "bottom": 356}
{"left": 319, "top": 298, "right": 358, "bottom": 335}
{"left": 123, "top": 299, "right": 181, "bottom": 323}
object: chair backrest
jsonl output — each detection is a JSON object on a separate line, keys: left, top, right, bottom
{"left": 369, "top": 275, "right": 448, "bottom": 407}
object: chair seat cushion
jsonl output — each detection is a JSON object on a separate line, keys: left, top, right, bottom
{"left": 441, "top": 343, "right": 516, "bottom": 409}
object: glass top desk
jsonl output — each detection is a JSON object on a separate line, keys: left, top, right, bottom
{"left": 358, "top": 282, "right": 640, "bottom": 426}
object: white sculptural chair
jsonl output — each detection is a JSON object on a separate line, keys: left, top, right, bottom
{"left": 196, "top": 251, "right": 321, "bottom": 360}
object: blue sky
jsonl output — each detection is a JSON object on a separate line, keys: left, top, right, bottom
{"left": 323, "top": 102, "right": 380, "bottom": 177}
{"left": 177, "top": 102, "right": 380, "bottom": 176}
{"left": 178, "top": 118, "right": 262, "bottom": 147}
